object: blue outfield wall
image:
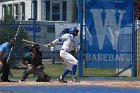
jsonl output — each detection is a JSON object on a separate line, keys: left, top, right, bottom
{"left": 84, "top": 0, "right": 134, "bottom": 70}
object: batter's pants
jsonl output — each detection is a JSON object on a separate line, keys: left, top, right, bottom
{"left": 60, "top": 50, "right": 78, "bottom": 71}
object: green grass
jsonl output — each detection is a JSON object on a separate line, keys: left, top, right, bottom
{"left": 11, "top": 63, "right": 116, "bottom": 80}
{"left": 11, "top": 64, "right": 71, "bottom": 79}
{"left": 10, "top": 64, "right": 140, "bottom": 81}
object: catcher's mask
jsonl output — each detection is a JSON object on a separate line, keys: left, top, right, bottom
{"left": 30, "top": 44, "right": 40, "bottom": 52}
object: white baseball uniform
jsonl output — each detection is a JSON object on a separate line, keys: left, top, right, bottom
{"left": 59, "top": 33, "right": 79, "bottom": 70}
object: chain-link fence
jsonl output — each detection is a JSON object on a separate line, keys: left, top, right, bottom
{"left": 0, "top": 0, "right": 139, "bottom": 81}
{"left": 0, "top": 0, "right": 80, "bottom": 80}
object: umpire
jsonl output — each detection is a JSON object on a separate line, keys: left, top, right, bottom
{"left": 20, "top": 44, "right": 50, "bottom": 82}
{"left": 0, "top": 38, "right": 15, "bottom": 82}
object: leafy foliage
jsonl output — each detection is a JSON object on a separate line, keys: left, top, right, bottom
{"left": 0, "top": 10, "right": 28, "bottom": 43}
{"left": 0, "top": 12, "right": 28, "bottom": 66}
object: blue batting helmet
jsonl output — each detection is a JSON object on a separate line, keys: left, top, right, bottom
{"left": 69, "top": 27, "right": 79, "bottom": 34}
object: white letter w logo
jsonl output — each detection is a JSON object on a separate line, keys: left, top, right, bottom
{"left": 90, "top": 9, "right": 125, "bottom": 50}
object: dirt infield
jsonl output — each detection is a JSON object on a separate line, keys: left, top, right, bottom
{"left": 0, "top": 80, "right": 140, "bottom": 88}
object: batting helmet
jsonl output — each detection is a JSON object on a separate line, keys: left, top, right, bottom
{"left": 69, "top": 27, "right": 79, "bottom": 34}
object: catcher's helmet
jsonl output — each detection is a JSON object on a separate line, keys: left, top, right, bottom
{"left": 30, "top": 44, "right": 40, "bottom": 52}
{"left": 69, "top": 27, "right": 79, "bottom": 34}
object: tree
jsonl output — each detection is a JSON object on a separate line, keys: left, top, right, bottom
{"left": 0, "top": 7, "right": 28, "bottom": 43}
{"left": 69, "top": 0, "right": 78, "bottom": 23}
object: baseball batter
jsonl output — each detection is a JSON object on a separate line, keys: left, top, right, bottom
{"left": 45, "top": 27, "right": 79, "bottom": 83}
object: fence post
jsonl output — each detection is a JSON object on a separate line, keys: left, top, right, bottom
{"left": 132, "top": 0, "right": 135, "bottom": 77}
{"left": 78, "top": 0, "right": 83, "bottom": 77}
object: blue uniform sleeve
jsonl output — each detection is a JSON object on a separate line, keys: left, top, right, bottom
{"left": 58, "top": 37, "right": 63, "bottom": 42}
{"left": 58, "top": 34, "right": 67, "bottom": 42}
{"left": 0, "top": 43, "right": 6, "bottom": 53}
{"left": 0, "top": 47, "right": 3, "bottom": 52}
{"left": 58, "top": 34, "right": 73, "bottom": 42}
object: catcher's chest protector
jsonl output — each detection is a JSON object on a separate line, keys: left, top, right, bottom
{"left": 31, "top": 54, "right": 42, "bottom": 66}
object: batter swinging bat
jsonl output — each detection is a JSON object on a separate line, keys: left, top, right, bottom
{"left": 22, "top": 39, "right": 47, "bottom": 47}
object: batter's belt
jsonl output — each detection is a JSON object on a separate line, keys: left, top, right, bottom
{"left": 61, "top": 49, "right": 69, "bottom": 52}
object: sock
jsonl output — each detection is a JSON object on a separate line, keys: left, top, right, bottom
{"left": 60, "top": 68, "right": 70, "bottom": 79}
{"left": 72, "top": 65, "right": 77, "bottom": 78}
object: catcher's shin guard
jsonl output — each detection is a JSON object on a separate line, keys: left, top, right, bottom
{"left": 36, "top": 78, "right": 43, "bottom": 82}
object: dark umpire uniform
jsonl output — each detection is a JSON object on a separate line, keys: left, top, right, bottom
{"left": 20, "top": 44, "right": 50, "bottom": 82}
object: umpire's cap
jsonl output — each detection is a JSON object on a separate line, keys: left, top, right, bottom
{"left": 69, "top": 27, "right": 79, "bottom": 34}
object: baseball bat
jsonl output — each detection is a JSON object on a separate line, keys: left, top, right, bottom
{"left": 22, "top": 39, "right": 47, "bottom": 47}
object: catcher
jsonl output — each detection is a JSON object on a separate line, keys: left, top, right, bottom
{"left": 20, "top": 44, "right": 50, "bottom": 82}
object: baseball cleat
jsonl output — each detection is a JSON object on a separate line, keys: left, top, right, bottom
{"left": 18, "top": 80, "right": 24, "bottom": 82}
{"left": 58, "top": 78, "right": 67, "bottom": 83}
{"left": 72, "top": 77, "right": 80, "bottom": 82}
{"left": 43, "top": 75, "right": 51, "bottom": 82}
{"left": 36, "top": 78, "right": 42, "bottom": 82}
{"left": 1, "top": 80, "right": 11, "bottom": 82}
{"left": 19, "top": 78, "right": 25, "bottom": 82}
